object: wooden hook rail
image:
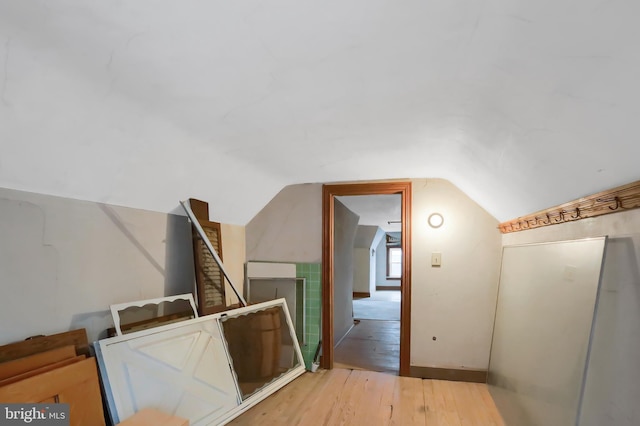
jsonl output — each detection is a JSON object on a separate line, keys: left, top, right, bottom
{"left": 499, "top": 180, "right": 640, "bottom": 233}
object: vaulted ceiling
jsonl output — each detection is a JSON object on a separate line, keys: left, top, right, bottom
{"left": 1, "top": 1, "right": 639, "bottom": 224}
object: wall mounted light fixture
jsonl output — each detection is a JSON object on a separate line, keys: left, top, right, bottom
{"left": 428, "top": 213, "right": 444, "bottom": 228}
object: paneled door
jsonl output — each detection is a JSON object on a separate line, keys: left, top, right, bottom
{"left": 96, "top": 319, "right": 239, "bottom": 425}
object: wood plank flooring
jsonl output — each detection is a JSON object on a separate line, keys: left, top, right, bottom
{"left": 334, "top": 319, "right": 400, "bottom": 374}
{"left": 229, "top": 368, "right": 505, "bottom": 425}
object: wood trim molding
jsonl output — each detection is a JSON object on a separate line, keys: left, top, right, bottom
{"left": 352, "top": 292, "right": 371, "bottom": 298}
{"left": 499, "top": 180, "right": 640, "bottom": 233}
{"left": 322, "top": 181, "right": 412, "bottom": 376}
{"left": 410, "top": 366, "right": 488, "bottom": 383}
{"left": 376, "top": 285, "right": 401, "bottom": 291}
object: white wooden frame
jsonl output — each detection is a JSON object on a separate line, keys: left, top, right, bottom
{"left": 110, "top": 293, "right": 199, "bottom": 336}
{"left": 96, "top": 298, "right": 306, "bottom": 425}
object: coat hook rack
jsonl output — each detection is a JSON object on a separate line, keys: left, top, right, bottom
{"left": 608, "top": 196, "right": 622, "bottom": 210}
{"left": 499, "top": 180, "right": 640, "bottom": 233}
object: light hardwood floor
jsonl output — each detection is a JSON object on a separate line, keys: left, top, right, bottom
{"left": 229, "top": 368, "right": 505, "bottom": 425}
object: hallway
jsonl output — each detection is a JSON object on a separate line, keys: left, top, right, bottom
{"left": 334, "top": 319, "right": 400, "bottom": 374}
{"left": 335, "top": 291, "right": 401, "bottom": 374}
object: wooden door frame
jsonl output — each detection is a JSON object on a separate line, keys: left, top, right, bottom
{"left": 321, "top": 181, "right": 412, "bottom": 376}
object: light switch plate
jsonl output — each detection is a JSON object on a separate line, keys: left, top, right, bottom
{"left": 431, "top": 253, "right": 442, "bottom": 267}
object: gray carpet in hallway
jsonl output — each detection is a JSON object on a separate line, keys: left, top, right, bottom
{"left": 352, "top": 298, "right": 400, "bottom": 321}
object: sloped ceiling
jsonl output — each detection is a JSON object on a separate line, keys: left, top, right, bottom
{"left": 338, "top": 195, "right": 401, "bottom": 232}
{"left": 1, "top": 1, "right": 639, "bottom": 224}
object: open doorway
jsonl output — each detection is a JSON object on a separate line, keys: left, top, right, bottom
{"left": 333, "top": 194, "right": 401, "bottom": 374}
{"left": 321, "top": 182, "right": 412, "bottom": 376}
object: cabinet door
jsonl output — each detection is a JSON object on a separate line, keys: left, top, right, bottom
{"left": 97, "top": 319, "right": 239, "bottom": 425}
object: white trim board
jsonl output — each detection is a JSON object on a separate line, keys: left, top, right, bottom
{"left": 246, "top": 262, "right": 296, "bottom": 279}
{"left": 110, "top": 293, "right": 198, "bottom": 336}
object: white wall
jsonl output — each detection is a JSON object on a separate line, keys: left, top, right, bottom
{"left": 370, "top": 228, "right": 385, "bottom": 294}
{"left": 245, "top": 184, "right": 322, "bottom": 263}
{"left": 353, "top": 225, "right": 380, "bottom": 294}
{"left": 503, "top": 208, "right": 640, "bottom": 426}
{"left": 353, "top": 248, "right": 371, "bottom": 294}
{"left": 0, "top": 187, "right": 246, "bottom": 345}
{"left": 580, "top": 233, "right": 640, "bottom": 426}
{"left": 410, "top": 178, "right": 502, "bottom": 370}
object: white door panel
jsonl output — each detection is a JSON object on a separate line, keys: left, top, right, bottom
{"left": 97, "top": 319, "right": 239, "bottom": 425}
{"left": 96, "top": 299, "right": 306, "bottom": 425}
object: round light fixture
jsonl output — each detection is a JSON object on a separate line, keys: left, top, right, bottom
{"left": 428, "top": 213, "right": 444, "bottom": 228}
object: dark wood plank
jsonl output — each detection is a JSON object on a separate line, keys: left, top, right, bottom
{"left": 0, "top": 329, "right": 89, "bottom": 363}
{"left": 410, "top": 365, "right": 488, "bottom": 383}
{"left": 0, "top": 355, "right": 85, "bottom": 387}
{"left": 0, "top": 345, "right": 76, "bottom": 380}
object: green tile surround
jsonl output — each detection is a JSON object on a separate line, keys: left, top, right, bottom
{"left": 296, "top": 263, "right": 322, "bottom": 369}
